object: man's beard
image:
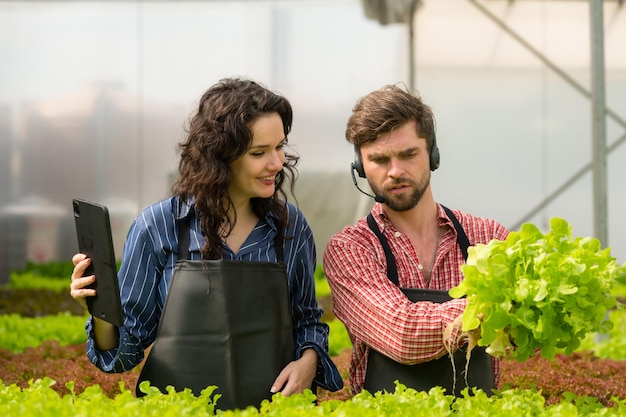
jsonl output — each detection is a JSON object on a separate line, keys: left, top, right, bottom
{"left": 371, "top": 173, "right": 430, "bottom": 212}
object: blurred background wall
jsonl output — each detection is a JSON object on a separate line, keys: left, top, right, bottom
{"left": 1, "top": 0, "right": 625, "bottom": 283}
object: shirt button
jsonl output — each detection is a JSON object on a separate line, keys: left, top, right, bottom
{"left": 394, "top": 231, "right": 401, "bottom": 238}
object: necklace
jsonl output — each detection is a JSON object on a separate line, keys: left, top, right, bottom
{"left": 423, "top": 227, "right": 441, "bottom": 287}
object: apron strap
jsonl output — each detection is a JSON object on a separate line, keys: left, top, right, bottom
{"left": 443, "top": 206, "right": 470, "bottom": 262}
{"left": 178, "top": 212, "right": 191, "bottom": 261}
{"left": 366, "top": 214, "right": 399, "bottom": 286}
{"left": 366, "top": 204, "right": 469, "bottom": 286}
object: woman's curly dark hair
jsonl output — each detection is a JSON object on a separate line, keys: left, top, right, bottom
{"left": 172, "top": 78, "right": 298, "bottom": 259}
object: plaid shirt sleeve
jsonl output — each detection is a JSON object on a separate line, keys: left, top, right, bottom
{"left": 323, "top": 203, "right": 509, "bottom": 393}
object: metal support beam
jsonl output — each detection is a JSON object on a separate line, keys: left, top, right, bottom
{"left": 590, "top": 0, "right": 608, "bottom": 246}
{"left": 468, "top": 0, "right": 621, "bottom": 237}
{"left": 408, "top": 0, "right": 419, "bottom": 90}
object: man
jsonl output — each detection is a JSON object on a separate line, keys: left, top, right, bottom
{"left": 323, "top": 84, "right": 509, "bottom": 395}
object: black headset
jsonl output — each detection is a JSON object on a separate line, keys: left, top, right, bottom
{"left": 351, "top": 132, "right": 440, "bottom": 179}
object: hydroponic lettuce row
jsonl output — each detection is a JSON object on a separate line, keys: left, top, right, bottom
{"left": 449, "top": 217, "right": 626, "bottom": 362}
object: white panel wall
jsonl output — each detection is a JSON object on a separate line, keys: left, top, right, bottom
{"left": 1, "top": 0, "right": 625, "bottom": 282}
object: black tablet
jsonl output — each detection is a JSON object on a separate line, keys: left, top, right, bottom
{"left": 72, "top": 198, "right": 124, "bottom": 327}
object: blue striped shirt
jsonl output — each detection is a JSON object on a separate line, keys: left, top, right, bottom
{"left": 85, "top": 195, "right": 343, "bottom": 392}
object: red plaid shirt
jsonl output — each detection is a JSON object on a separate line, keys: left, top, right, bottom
{"left": 323, "top": 203, "right": 509, "bottom": 394}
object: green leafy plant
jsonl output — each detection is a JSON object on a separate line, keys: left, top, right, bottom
{"left": 0, "top": 287, "right": 84, "bottom": 317}
{"left": 4, "top": 261, "right": 74, "bottom": 292}
{"left": 16, "top": 261, "right": 75, "bottom": 279}
{"left": 0, "top": 313, "right": 88, "bottom": 353}
{"left": 0, "top": 378, "right": 218, "bottom": 416}
{"left": 500, "top": 350, "right": 626, "bottom": 407}
{"left": 327, "top": 319, "right": 352, "bottom": 356}
{"left": 4, "top": 260, "right": 121, "bottom": 292}
{"left": 315, "top": 265, "right": 332, "bottom": 298}
{"left": 577, "top": 308, "right": 626, "bottom": 360}
{"left": 450, "top": 217, "right": 626, "bottom": 361}
{"left": 6, "top": 272, "right": 69, "bottom": 292}
{"left": 4, "top": 379, "right": 626, "bottom": 416}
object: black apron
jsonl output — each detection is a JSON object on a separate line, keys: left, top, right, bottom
{"left": 362, "top": 206, "right": 494, "bottom": 396}
{"left": 136, "top": 213, "right": 294, "bottom": 410}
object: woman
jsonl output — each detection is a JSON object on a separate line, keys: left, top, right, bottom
{"left": 70, "top": 78, "right": 343, "bottom": 404}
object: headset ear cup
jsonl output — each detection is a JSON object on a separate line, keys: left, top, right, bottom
{"left": 429, "top": 133, "right": 440, "bottom": 171}
{"left": 430, "top": 143, "right": 440, "bottom": 171}
{"left": 353, "top": 146, "right": 366, "bottom": 178}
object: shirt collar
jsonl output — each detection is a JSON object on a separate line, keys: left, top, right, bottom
{"left": 174, "top": 196, "right": 194, "bottom": 220}
{"left": 371, "top": 202, "right": 452, "bottom": 231}
{"left": 173, "top": 195, "right": 280, "bottom": 232}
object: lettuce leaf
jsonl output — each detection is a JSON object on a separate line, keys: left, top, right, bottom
{"left": 450, "top": 217, "right": 626, "bottom": 361}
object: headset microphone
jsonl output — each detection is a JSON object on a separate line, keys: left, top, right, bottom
{"left": 350, "top": 163, "right": 386, "bottom": 204}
